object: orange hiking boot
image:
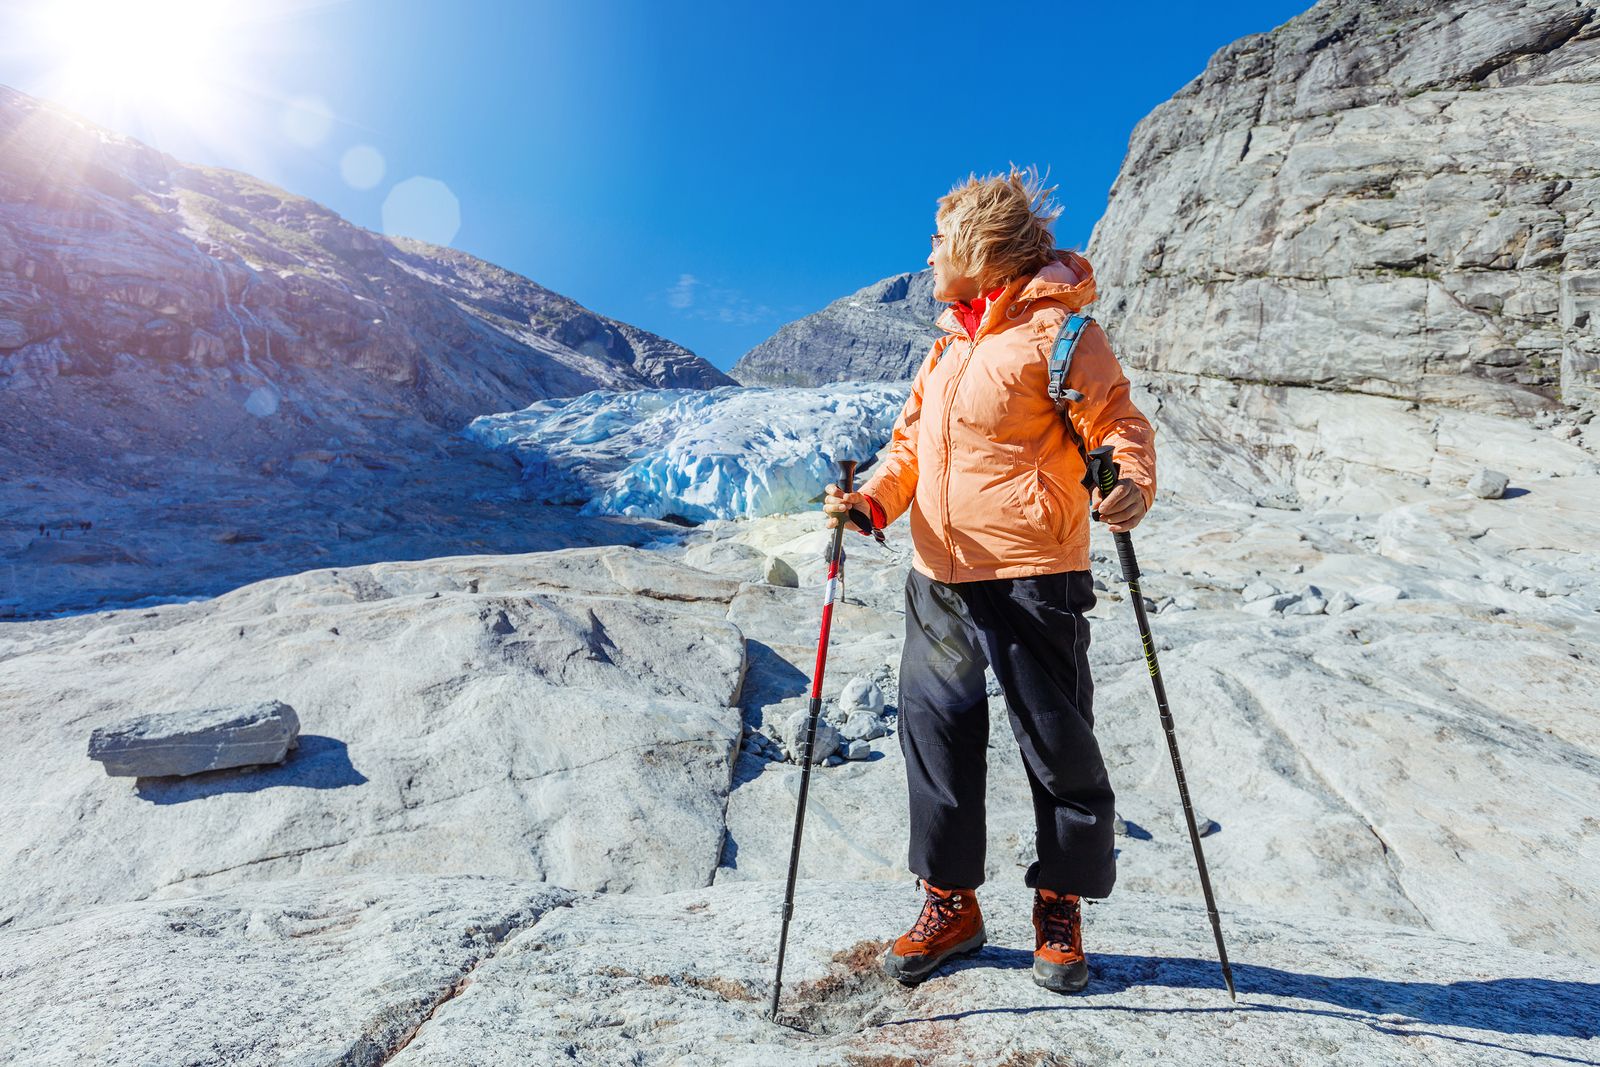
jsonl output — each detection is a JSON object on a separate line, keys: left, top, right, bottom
{"left": 1033, "top": 887, "right": 1089, "bottom": 993}
{"left": 881, "top": 879, "right": 986, "bottom": 985}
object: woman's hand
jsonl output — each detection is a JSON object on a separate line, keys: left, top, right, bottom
{"left": 822, "top": 483, "right": 868, "bottom": 531}
{"left": 1093, "top": 478, "right": 1148, "bottom": 533}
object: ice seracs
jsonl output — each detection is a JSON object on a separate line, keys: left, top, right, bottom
{"left": 464, "top": 383, "right": 908, "bottom": 522}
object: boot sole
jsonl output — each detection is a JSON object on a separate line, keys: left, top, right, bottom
{"left": 1033, "top": 956, "right": 1089, "bottom": 994}
{"left": 881, "top": 927, "right": 987, "bottom": 986}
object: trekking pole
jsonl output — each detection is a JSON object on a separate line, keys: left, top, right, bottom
{"left": 769, "top": 456, "right": 872, "bottom": 1021}
{"left": 1085, "top": 445, "right": 1237, "bottom": 1002}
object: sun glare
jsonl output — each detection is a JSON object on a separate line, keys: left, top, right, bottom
{"left": 29, "top": 0, "right": 230, "bottom": 122}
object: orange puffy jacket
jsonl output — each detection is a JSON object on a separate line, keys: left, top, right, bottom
{"left": 858, "top": 250, "right": 1156, "bottom": 584}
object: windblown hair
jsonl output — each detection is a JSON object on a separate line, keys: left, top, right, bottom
{"left": 937, "top": 164, "right": 1063, "bottom": 290}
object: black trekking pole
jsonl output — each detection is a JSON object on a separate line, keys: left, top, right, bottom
{"left": 1085, "top": 445, "right": 1237, "bottom": 1002}
{"left": 768, "top": 456, "right": 875, "bottom": 1022}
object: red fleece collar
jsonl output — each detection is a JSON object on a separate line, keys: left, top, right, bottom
{"left": 954, "top": 283, "right": 1008, "bottom": 340}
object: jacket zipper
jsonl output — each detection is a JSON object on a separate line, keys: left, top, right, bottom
{"left": 940, "top": 323, "right": 983, "bottom": 583}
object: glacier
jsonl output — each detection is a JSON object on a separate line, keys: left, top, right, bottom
{"left": 462, "top": 383, "right": 909, "bottom": 522}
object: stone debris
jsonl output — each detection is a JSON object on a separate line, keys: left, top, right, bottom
{"left": 1468, "top": 469, "right": 1511, "bottom": 499}
{"left": 837, "top": 675, "right": 885, "bottom": 717}
{"left": 783, "top": 708, "right": 841, "bottom": 765}
{"left": 763, "top": 554, "right": 799, "bottom": 588}
{"left": 87, "top": 699, "right": 300, "bottom": 778}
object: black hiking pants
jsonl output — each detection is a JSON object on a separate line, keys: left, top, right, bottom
{"left": 898, "top": 566, "right": 1117, "bottom": 898}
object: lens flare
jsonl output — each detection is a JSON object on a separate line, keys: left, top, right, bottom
{"left": 382, "top": 177, "right": 461, "bottom": 247}
{"left": 339, "top": 144, "right": 386, "bottom": 190}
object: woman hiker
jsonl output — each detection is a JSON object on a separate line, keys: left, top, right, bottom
{"left": 822, "top": 166, "right": 1156, "bottom": 995}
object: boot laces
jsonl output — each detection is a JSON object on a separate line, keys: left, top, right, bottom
{"left": 908, "top": 881, "right": 963, "bottom": 943}
{"left": 1039, "top": 893, "right": 1080, "bottom": 950}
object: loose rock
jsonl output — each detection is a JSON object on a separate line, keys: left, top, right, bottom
{"left": 87, "top": 699, "right": 300, "bottom": 778}
{"left": 782, "top": 708, "right": 840, "bottom": 764}
{"left": 762, "top": 555, "right": 799, "bottom": 588}
{"left": 1467, "top": 469, "right": 1510, "bottom": 499}
{"left": 837, "top": 675, "right": 885, "bottom": 717}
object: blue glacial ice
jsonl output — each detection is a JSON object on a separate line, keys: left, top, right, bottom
{"left": 462, "top": 383, "right": 909, "bottom": 522}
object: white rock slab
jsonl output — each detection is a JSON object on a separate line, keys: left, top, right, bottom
{"left": 384, "top": 879, "right": 1600, "bottom": 1066}
{"left": 0, "top": 548, "right": 747, "bottom": 926}
{"left": 0, "top": 875, "right": 576, "bottom": 1067}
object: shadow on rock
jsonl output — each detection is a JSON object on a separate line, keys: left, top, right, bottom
{"left": 1118, "top": 819, "right": 1154, "bottom": 841}
{"left": 740, "top": 641, "right": 811, "bottom": 712}
{"left": 134, "top": 735, "right": 367, "bottom": 804}
{"left": 886, "top": 954, "right": 1599, "bottom": 1043}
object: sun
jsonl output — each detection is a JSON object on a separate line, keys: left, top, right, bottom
{"left": 27, "top": 0, "right": 233, "bottom": 125}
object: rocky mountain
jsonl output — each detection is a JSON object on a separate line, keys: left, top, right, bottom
{"left": 1083, "top": 0, "right": 1599, "bottom": 499}
{"left": 0, "top": 85, "right": 731, "bottom": 419}
{"left": 0, "top": 84, "right": 734, "bottom": 619}
{"left": 729, "top": 270, "right": 941, "bottom": 386}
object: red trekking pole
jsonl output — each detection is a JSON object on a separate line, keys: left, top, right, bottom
{"left": 768, "top": 456, "right": 876, "bottom": 1021}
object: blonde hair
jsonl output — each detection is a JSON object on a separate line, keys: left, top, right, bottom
{"left": 937, "top": 164, "right": 1062, "bottom": 291}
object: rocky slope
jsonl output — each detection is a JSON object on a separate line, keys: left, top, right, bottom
{"left": 0, "top": 85, "right": 731, "bottom": 419}
{"left": 4, "top": 486, "right": 1599, "bottom": 1062}
{"left": 729, "top": 270, "right": 941, "bottom": 386}
{"left": 0, "top": 84, "right": 734, "bottom": 619}
{"left": 1085, "top": 0, "right": 1600, "bottom": 453}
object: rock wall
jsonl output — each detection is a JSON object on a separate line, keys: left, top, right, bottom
{"left": 1087, "top": 0, "right": 1600, "bottom": 415}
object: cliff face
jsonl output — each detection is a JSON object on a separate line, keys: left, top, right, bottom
{"left": 0, "top": 84, "right": 732, "bottom": 437}
{"left": 1086, "top": 0, "right": 1600, "bottom": 415}
{"left": 729, "top": 270, "right": 942, "bottom": 386}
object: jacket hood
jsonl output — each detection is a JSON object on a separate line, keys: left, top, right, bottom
{"left": 935, "top": 249, "right": 1097, "bottom": 337}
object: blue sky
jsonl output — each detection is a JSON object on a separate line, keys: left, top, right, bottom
{"left": 1, "top": 0, "right": 1310, "bottom": 372}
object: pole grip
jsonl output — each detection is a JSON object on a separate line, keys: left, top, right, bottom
{"left": 1083, "top": 445, "right": 1118, "bottom": 522}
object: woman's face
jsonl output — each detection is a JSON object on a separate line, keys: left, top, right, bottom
{"left": 928, "top": 220, "right": 982, "bottom": 304}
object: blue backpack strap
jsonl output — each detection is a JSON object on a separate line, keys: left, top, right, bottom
{"left": 1047, "top": 312, "right": 1092, "bottom": 407}
{"left": 1047, "top": 312, "right": 1096, "bottom": 490}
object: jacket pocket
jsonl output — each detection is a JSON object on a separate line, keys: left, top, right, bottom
{"left": 1018, "top": 464, "right": 1070, "bottom": 545}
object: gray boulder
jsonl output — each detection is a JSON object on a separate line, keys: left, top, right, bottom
{"left": 763, "top": 554, "right": 799, "bottom": 588}
{"left": 838, "top": 675, "right": 886, "bottom": 717}
{"left": 1243, "top": 593, "right": 1301, "bottom": 616}
{"left": 1468, "top": 469, "right": 1511, "bottom": 499}
{"left": 87, "top": 700, "right": 301, "bottom": 778}
{"left": 782, "top": 708, "right": 840, "bottom": 764}
{"left": 1326, "top": 590, "right": 1359, "bottom": 614}
{"left": 683, "top": 540, "right": 767, "bottom": 580}
{"left": 1284, "top": 596, "right": 1329, "bottom": 616}
{"left": 1241, "top": 580, "right": 1279, "bottom": 601}
{"left": 2, "top": 548, "right": 748, "bottom": 925}
{"left": 838, "top": 711, "right": 887, "bottom": 743}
